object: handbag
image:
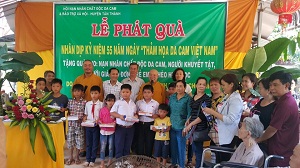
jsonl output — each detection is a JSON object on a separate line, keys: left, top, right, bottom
{"left": 191, "top": 102, "right": 211, "bottom": 142}
{"left": 192, "top": 127, "right": 211, "bottom": 142}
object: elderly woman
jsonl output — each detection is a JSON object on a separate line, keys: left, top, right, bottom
{"left": 229, "top": 117, "right": 264, "bottom": 167}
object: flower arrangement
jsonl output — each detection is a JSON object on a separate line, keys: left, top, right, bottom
{"left": 5, "top": 80, "right": 57, "bottom": 161}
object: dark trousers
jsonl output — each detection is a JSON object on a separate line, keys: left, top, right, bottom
{"left": 86, "top": 126, "right": 100, "bottom": 162}
{"left": 192, "top": 141, "right": 204, "bottom": 168}
{"left": 136, "top": 121, "right": 155, "bottom": 157}
{"left": 115, "top": 125, "right": 135, "bottom": 158}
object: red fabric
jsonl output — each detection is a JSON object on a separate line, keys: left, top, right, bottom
{"left": 99, "top": 106, "right": 115, "bottom": 132}
{"left": 91, "top": 103, "right": 95, "bottom": 119}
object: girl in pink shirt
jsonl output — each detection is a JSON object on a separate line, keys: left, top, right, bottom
{"left": 99, "top": 94, "right": 116, "bottom": 168}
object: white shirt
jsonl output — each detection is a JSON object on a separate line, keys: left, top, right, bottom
{"left": 216, "top": 92, "right": 243, "bottom": 145}
{"left": 110, "top": 98, "right": 137, "bottom": 126}
{"left": 121, "top": 77, "right": 145, "bottom": 101}
{"left": 136, "top": 99, "right": 159, "bottom": 122}
{"left": 84, "top": 100, "right": 103, "bottom": 121}
{"left": 185, "top": 84, "right": 192, "bottom": 94}
{"left": 103, "top": 80, "right": 122, "bottom": 100}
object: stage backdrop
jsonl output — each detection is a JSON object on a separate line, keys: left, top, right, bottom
{"left": 54, "top": 2, "right": 227, "bottom": 98}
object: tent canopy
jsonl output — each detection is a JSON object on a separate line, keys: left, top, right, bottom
{"left": 0, "top": 0, "right": 279, "bottom": 49}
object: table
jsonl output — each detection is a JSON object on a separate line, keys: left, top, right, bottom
{"left": 5, "top": 122, "right": 65, "bottom": 168}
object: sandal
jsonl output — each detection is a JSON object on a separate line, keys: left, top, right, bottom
{"left": 65, "top": 158, "right": 74, "bottom": 165}
{"left": 75, "top": 159, "right": 81, "bottom": 165}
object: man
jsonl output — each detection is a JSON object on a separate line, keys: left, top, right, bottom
{"left": 121, "top": 62, "right": 144, "bottom": 102}
{"left": 73, "top": 60, "right": 104, "bottom": 101}
{"left": 137, "top": 69, "right": 166, "bottom": 104}
{"left": 256, "top": 71, "right": 299, "bottom": 167}
{"left": 0, "top": 120, "right": 6, "bottom": 168}
{"left": 103, "top": 68, "right": 122, "bottom": 100}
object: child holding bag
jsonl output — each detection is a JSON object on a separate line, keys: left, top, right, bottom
{"left": 99, "top": 94, "right": 116, "bottom": 168}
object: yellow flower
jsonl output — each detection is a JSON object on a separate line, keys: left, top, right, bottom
{"left": 26, "top": 99, "right": 32, "bottom": 104}
{"left": 32, "top": 107, "right": 39, "bottom": 113}
{"left": 27, "top": 105, "right": 33, "bottom": 111}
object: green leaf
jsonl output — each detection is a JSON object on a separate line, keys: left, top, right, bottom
{"left": 1, "top": 60, "right": 35, "bottom": 71}
{"left": 33, "top": 118, "right": 37, "bottom": 127}
{"left": 20, "top": 119, "right": 29, "bottom": 130}
{"left": 0, "top": 78, "right": 5, "bottom": 87}
{"left": 38, "top": 121, "right": 56, "bottom": 161}
{"left": 297, "top": 32, "right": 300, "bottom": 48}
{"left": 242, "top": 47, "right": 267, "bottom": 73}
{"left": 288, "top": 40, "right": 296, "bottom": 56}
{"left": 283, "top": 68, "right": 300, "bottom": 79}
{"left": 1, "top": 52, "right": 43, "bottom": 65}
{"left": 5, "top": 100, "right": 15, "bottom": 107}
{"left": 39, "top": 92, "right": 52, "bottom": 104}
{"left": 201, "top": 68, "right": 246, "bottom": 81}
{"left": 10, "top": 120, "right": 20, "bottom": 127}
{"left": 5, "top": 71, "right": 30, "bottom": 83}
{"left": 0, "top": 45, "right": 7, "bottom": 65}
{"left": 260, "top": 66, "right": 287, "bottom": 79}
{"left": 0, "top": 44, "right": 8, "bottom": 56}
{"left": 258, "top": 38, "right": 291, "bottom": 72}
{"left": 29, "top": 121, "right": 37, "bottom": 154}
{"left": 283, "top": 48, "right": 288, "bottom": 61}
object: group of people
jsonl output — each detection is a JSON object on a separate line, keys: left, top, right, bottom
{"left": 2, "top": 59, "right": 299, "bottom": 168}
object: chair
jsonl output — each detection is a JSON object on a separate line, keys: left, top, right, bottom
{"left": 200, "top": 146, "right": 284, "bottom": 168}
{"left": 107, "top": 155, "right": 167, "bottom": 168}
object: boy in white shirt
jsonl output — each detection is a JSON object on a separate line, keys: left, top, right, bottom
{"left": 82, "top": 86, "right": 103, "bottom": 167}
{"left": 136, "top": 85, "right": 159, "bottom": 157}
{"left": 110, "top": 84, "right": 138, "bottom": 158}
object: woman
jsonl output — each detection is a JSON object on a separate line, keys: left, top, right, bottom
{"left": 209, "top": 77, "right": 224, "bottom": 111}
{"left": 44, "top": 70, "right": 55, "bottom": 92}
{"left": 169, "top": 80, "right": 191, "bottom": 168}
{"left": 251, "top": 78, "right": 275, "bottom": 130}
{"left": 241, "top": 73, "right": 260, "bottom": 116}
{"left": 203, "top": 74, "right": 243, "bottom": 162}
{"left": 172, "top": 68, "right": 192, "bottom": 96}
{"left": 184, "top": 77, "right": 212, "bottom": 168}
{"left": 228, "top": 117, "right": 264, "bottom": 167}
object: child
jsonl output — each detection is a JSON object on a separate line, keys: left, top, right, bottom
{"left": 136, "top": 85, "right": 159, "bottom": 157}
{"left": 152, "top": 103, "right": 171, "bottom": 166}
{"left": 48, "top": 78, "right": 69, "bottom": 118}
{"left": 35, "top": 77, "right": 46, "bottom": 99}
{"left": 110, "top": 84, "right": 138, "bottom": 158}
{"left": 99, "top": 94, "right": 116, "bottom": 168}
{"left": 103, "top": 68, "right": 122, "bottom": 100}
{"left": 165, "top": 82, "right": 176, "bottom": 104}
{"left": 66, "top": 84, "right": 86, "bottom": 165}
{"left": 82, "top": 85, "right": 103, "bottom": 167}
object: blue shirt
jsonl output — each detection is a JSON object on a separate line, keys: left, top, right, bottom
{"left": 169, "top": 93, "right": 191, "bottom": 129}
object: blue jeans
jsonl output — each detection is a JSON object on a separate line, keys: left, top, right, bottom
{"left": 192, "top": 141, "right": 204, "bottom": 168}
{"left": 86, "top": 127, "right": 100, "bottom": 162}
{"left": 170, "top": 128, "right": 186, "bottom": 168}
{"left": 100, "top": 133, "right": 114, "bottom": 160}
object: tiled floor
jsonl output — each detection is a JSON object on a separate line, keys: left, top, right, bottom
{"left": 63, "top": 146, "right": 204, "bottom": 168}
